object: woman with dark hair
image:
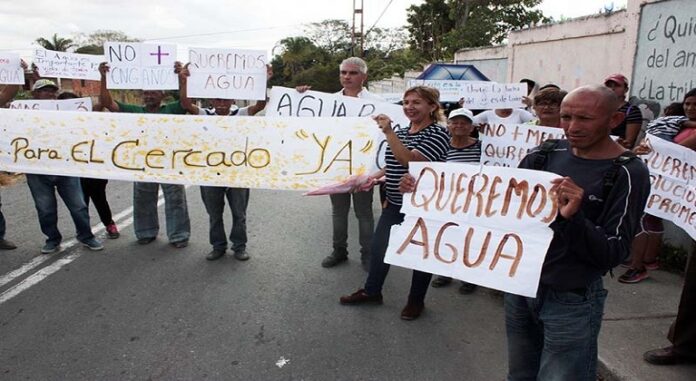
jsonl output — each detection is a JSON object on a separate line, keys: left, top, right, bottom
{"left": 340, "top": 86, "right": 450, "bottom": 320}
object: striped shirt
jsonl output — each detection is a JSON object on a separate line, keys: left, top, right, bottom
{"left": 646, "top": 116, "right": 687, "bottom": 141}
{"left": 385, "top": 123, "right": 450, "bottom": 206}
{"left": 446, "top": 140, "right": 481, "bottom": 163}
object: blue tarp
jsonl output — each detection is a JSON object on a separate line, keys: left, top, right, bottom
{"left": 416, "top": 64, "right": 489, "bottom": 81}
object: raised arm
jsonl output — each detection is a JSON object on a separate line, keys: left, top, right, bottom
{"left": 177, "top": 62, "right": 199, "bottom": 115}
{"left": 98, "top": 62, "right": 119, "bottom": 112}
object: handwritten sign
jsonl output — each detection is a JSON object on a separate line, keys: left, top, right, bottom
{"left": 9, "top": 97, "right": 92, "bottom": 112}
{"left": 642, "top": 135, "right": 696, "bottom": 240}
{"left": 0, "top": 109, "right": 380, "bottom": 191}
{"left": 267, "top": 86, "right": 410, "bottom": 169}
{"left": 479, "top": 123, "right": 565, "bottom": 167}
{"left": 407, "top": 80, "right": 527, "bottom": 108}
{"left": 33, "top": 49, "right": 102, "bottom": 80}
{"left": 104, "top": 42, "right": 178, "bottom": 90}
{"left": 633, "top": 0, "right": 696, "bottom": 107}
{"left": 385, "top": 162, "right": 558, "bottom": 297}
{"left": 0, "top": 53, "right": 24, "bottom": 85}
{"left": 187, "top": 47, "right": 267, "bottom": 100}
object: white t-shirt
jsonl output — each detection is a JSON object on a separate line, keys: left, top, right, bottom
{"left": 472, "top": 109, "right": 534, "bottom": 126}
{"left": 198, "top": 106, "right": 250, "bottom": 116}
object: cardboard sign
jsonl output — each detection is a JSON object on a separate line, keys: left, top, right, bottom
{"left": 104, "top": 42, "right": 178, "bottom": 90}
{"left": 187, "top": 47, "right": 267, "bottom": 100}
{"left": 479, "top": 123, "right": 565, "bottom": 167}
{"left": 9, "top": 98, "right": 93, "bottom": 112}
{"left": 0, "top": 53, "right": 24, "bottom": 85}
{"left": 641, "top": 135, "right": 696, "bottom": 240}
{"left": 407, "top": 80, "right": 527, "bottom": 108}
{"left": 33, "top": 49, "right": 102, "bottom": 80}
{"left": 385, "top": 162, "right": 558, "bottom": 297}
{"left": 0, "top": 109, "right": 380, "bottom": 191}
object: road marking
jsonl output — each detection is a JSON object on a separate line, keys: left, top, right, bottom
{"left": 0, "top": 192, "right": 171, "bottom": 304}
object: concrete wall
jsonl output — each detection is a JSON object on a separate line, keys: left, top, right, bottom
{"left": 454, "top": 46, "right": 508, "bottom": 82}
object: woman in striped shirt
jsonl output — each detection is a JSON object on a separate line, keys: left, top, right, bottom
{"left": 340, "top": 86, "right": 450, "bottom": 321}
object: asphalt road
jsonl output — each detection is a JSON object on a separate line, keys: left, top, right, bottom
{"left": 0, "top": 179, "right": 508, "bottom": 381}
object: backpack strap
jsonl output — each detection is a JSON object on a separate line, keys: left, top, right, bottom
{"left": 533, "top": 139, "right": 560, "bottom": 170}
{"left": 601, "top": 151, "right": 637, "bottom": 202}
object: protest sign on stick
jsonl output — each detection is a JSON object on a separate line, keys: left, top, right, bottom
{"left": 0, "top": 53, "right": 24, "bottom": 85}
{"left": 385, "top": 162, "right": 558, "bottom": 297}
{"left": 187, "top": 47, "right": 267, "bottom": 100}
{"left": 104, "top": 42, "right": 178, "bottom": 90}
{"left": 0, "top": 109, "right": 380, "bottom": 191}
{"left": 33, "top": 49, "right": 102, "bottom": 80}
{"left": 641, "top": 135, "right": 696, "bottom": 240}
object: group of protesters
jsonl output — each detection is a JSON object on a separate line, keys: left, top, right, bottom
{"left": 0, "top": 54, "right": 695, "bottom": 379}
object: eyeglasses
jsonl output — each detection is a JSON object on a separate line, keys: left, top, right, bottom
{"left": 535, "top": 103, "right": 559, "bottom": 109}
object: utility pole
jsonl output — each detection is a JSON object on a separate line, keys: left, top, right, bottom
{"left": 351, "top": 0, "right": 364, "bottom": 57}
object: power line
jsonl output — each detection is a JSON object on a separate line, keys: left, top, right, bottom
{"left": 365, "top": 0, "right": 395, "bottom": 36}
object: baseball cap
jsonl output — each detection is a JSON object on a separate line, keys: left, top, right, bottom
{"left": 604, "top": 74, "right": 628, "bottom": 87}
{"left": 448, "top": 108, "right": 474, "bottom": 122}
{"left": 32, "top": 79, "right": 59, "bottom": 91}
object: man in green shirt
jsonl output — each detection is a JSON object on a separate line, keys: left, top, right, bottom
{"left": 98, "top": 62, "right": 190, "bottom": 248}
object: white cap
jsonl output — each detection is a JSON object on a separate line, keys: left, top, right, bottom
{"left": 448, "top": 108, "right": 474, "bottom": 122}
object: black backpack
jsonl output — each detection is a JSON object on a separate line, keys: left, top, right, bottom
{"left": 532, "top": 139, "right": 637, "bottom": 203}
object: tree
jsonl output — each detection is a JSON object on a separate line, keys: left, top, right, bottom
{"left": 74, "top": 30, "right": 140, "bottom": 55}
{"left": 35, "top": 33, "right": 75, "bottom": 51}
{"left": 407, "top": 0, "right": 549, "bottom": 61}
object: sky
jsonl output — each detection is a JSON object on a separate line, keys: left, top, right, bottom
{"left": 0, "top": 0, "right": 628, "bottom": 58}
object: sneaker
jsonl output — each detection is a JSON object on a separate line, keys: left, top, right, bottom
{"left": 137, "top": 237, "right": 156, "bottom": 245}
{"left": 322, "top": 250, "right": 348, "bottom": 268}
{"left": 206, "top": 249, "right": 225, "bottom": 261}
{"left": 431, "top": 276, "right": 452, "bottom": 288}
{"left": 81, "top": 238, "right": 104, "bottom": 251}
{"left": 105, "top": 223, "right": 120, "bottom": 239}
{"left": 618, "top": 268, "right": 649, "bottom": 284}
{"left": 458, "top": 282, "right": 478, "bottom": 294}
{"left": 233, "top": 249, "right": 249, "bottom": 261}
{"left": 339, "top": 288, "right": 383, "bottom": 305}
{"left": 0, "top": 239, "right": 17, "bottom": 250}
{"left": 643, "top": 260, "right": 659, "bottom": 271}
{"left": 400, "top": 302, "right": 424, "bottom": 320}
{"left": 41, "top": 242, "right": 60, "bottom": 254}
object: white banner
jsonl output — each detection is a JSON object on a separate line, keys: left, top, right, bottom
{"left": 385, "top": 162, "right": 558, "bottom": 297}
{"left": 642, "top": 135, "right": 696, "bottom": 240}
{"left": 480, "top": 123, "right": 565, "bottom": 167}
{"left": 187, "top": 47, "right": 267, "bottom": 100}
{"left": 407, "top": 80, "right": 527, "bottom": 108}
{"left": 104, "top": 42, "right": 178, "bottom": 90}
{"left": 267, "top": 86, "right": 410, "bottom": 169}
{"left": 0, "top": 109, "right": 380, "bottom": 191}
{"left": 33, "top": 49, "right": 102, "bottom": 80}
{"left": 0, "top": 53, "right": 24, "bottom": 85}
{"left": 9, "top": 97, "right": 92, "bottom": 112}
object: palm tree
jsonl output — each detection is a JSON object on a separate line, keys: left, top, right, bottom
{"left": 35, "top": 33, "right": 75, "bottom": 51}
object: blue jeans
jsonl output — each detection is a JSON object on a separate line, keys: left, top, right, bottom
{"left": 505, "top": 278, "right": 608, "bottom": 381}
{"left": 133, "top": 182, "right": 190, "bottom": 243}
{"left": 364, "top": 202, "right": 433, "bottom": 303}
{"left": 25, "top": 174, "right": 94, "bottom": 245}
{"left": 200, "top": 186, "right": 249, "bottom": 252}
{"left": 0, "top": 191, "right": 6, "bottom": 240}
{"left": 330, "top": 189, "right": 374, "bottom": 256}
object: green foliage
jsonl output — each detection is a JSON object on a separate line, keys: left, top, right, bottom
{"left": 406, "top": 0, "right": 549, "bottom": 61}
{"left": 35, "top": 33, "right": 75, "bottom": 52}
{"left": 73, "top": 30, "right": 140, "bottom": 55}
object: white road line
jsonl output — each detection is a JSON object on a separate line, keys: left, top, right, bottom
{"left": 0, "top": 191, "right": 172, "bottom": 304}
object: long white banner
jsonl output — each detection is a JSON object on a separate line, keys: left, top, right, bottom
{"left": 642, "top": 135, "right": 696, "bottom": 240}
{"left": 0, "top": 109, "right": 380, "bottom": 190}
{"left": 385, "top": 162, "right": 558, "bottom": 297}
